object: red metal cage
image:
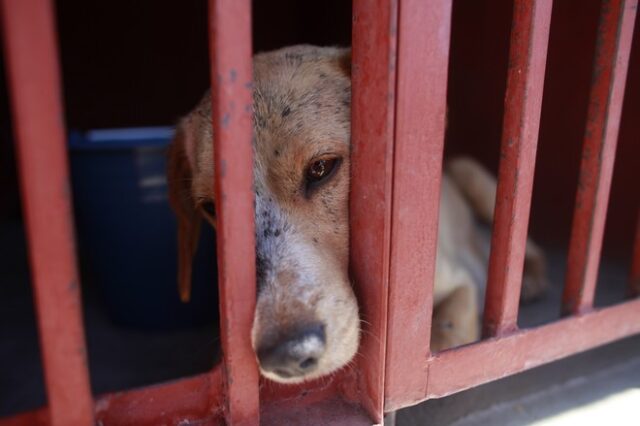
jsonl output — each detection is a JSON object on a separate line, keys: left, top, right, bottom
{"left": 1, "top": 0, "right": 638, "bottom": 424}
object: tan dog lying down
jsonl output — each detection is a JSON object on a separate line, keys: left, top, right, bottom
{"left": 167, "top": 45, "right": 547, "bottom": 384}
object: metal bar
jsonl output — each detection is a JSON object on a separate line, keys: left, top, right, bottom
{"left": 384, "top": 0, "right": 451, "bottom": 410}
{"left": 1, "top": 365, "right": 355, "bottom": 425}
{"left": 483, "top": 0, "right": 553, "bottom": 337}
{"left": 208, "top": 0, "right": 260, "bottom": 424}
{"left": 0, "top": 1, "right": 94, "bottom": 425}
{"left": 0, "top": 411, "right": 48, "bottom": 426}
{"left": 563, "top": 0, "right": 638, "bottom": 315}
{"left": 1, "top": 372, "right": 223, "bottom": 426}
{"left": 629, "top": 211, "right": 640, "bottom": 297}
{"left": 423, "top": 298, "right": 640, "bottom": 402}
{"left": 96, "top": 373, "right": 222, "bottom": 426}
{"left": 350, "top": 0, "right": 398, "bottom": 422}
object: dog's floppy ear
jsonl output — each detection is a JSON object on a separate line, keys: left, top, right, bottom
{"left": 167, "top": 118, "right": 201, "bottom": 303}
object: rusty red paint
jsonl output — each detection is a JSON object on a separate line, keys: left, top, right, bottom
{"left": 0, "top": 410, "right": 49, "bottom": 426}
{"left": 350, "top": 0, "right": 398, "bottom": 422}
{"left": 483, "top": 0, "right": 553, "bottom": 337}
{"left": 96, "top": 373, "right": 223, "bottom": 426}
{"left": 260, "top": 371, "right": 367, "bottom": 425}
{"left": 261, "top": 397, "right": 370, "bottom": 426}
{"left": 208, "top": 0, "right": 260, "bottom": 424}
{"left": 629, "top": 212, "right": 640, "bottom": 297}
{"left": 1, "top": 367, "right": 361, "bottom": 426}
{"left": 381, "top": 298, "right": 640, "bottom": 411}
{"left": 0, "top": 373, "right": 223, "bottom": 426}
{"left": 0, "top": 1, "right": 94, "bottom": 425}
{"left": 425, "top": 298, "right": 640, "bottom": 401}
{"left": 383, "top": 0, "right": 451, "bottom": 411}
{"left": 2, "top": 0, "right": 639, "bottom": 423}
{"left": 260, "top": 374, "right": 342, "bottom": 407}
{"left": 563, "top": 0, "right": 638, "bottom": 315}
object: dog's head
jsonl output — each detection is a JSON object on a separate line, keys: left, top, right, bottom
{"left": 168, "top": 45, "right": 358, "bottom": 383}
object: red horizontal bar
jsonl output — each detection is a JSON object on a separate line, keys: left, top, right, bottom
{"left": 96, "top": 374, "right": 222, "bottom": 426}
{"left": 260, "top": 371, "right": 368, "bottom": 424}
{"left": 0, "top": 372, "right": 223, "bottom": 426}
{"left": 483, "top": 0, "right": 553, "bottom": 337}
{"left": 0, "top": 1, "right": 94, "bottom": 425}
{"left": 428, "top": 298, "right": 640, "bottom": 400}
{"left": 350, "top": 0, "right": 398, "bottom": 422}
{"left": 0, "top": 410, "right": 48, "bottom": 426}
{"left": 1, "top": 366, "right": 357, "bottom": 425}
{"left": 563, "top": 0, "right": 638, "bottom": 315}
{"left": 629, "top": 211, "right": 640, "bottom": 297}
{"left": 208, "top": 0, "right": 260, "bottom": 424}
{"left": 383, "top": 298, "right": 640, "bottom": 410}
{"left": 384, "top": 0, "right": 451, "bottom": 410}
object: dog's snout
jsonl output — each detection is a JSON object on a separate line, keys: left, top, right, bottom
{"left": 257, "top": 324, "right": 326, "bottom": 379}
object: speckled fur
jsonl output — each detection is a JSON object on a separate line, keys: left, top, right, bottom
{"left": 167, "top": 45, "right": 548, "bottom": 382}
{"left": 169, "top": 46, "right": 357, "bottom": 383}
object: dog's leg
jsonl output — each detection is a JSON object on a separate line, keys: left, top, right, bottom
{"left": 431, "top": 279, "right": 479, "bottom": 352}
{"left": 447, "top": 157, "right": 548, "bottom": 303}
{"left": 446, "top": 157, "right": 496, "bottom": 224}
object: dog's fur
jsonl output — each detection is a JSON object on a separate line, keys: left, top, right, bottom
{"left": 168, "top": 45, "right": 548, "bottom": 383}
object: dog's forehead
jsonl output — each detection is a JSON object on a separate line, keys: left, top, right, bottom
{"left": 252, "top": 46, "right": 351, "bottom": 148}
{"left": 188, "top": 46, "right": 351, "bottom": 198}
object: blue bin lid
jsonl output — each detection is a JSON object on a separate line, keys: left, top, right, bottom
{"left": 69, "top": 126, "right": 175, "bottom": 150}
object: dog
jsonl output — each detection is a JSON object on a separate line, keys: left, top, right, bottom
{"left": 167, "top": 45, "right": 548, "bottom": 384}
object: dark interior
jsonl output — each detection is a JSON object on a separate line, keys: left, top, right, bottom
{"left": 1, "top": 0, "right": 638, "bottom": 418}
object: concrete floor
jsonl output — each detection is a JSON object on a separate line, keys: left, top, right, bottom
{"left": 1, "top": 220, "right": 639, "bottom": 424}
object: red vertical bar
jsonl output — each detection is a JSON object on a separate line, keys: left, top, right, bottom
{"left": 563, "top": 0, "right": 637, "bottom": 315}
{"left": 384, "top": 0, "right": 451, "bottom": 411}
{"left": 208, "top": 0, "right": 260, "bottom": 424}
{"left": 0, "top": 1, "right": 94, "bottom": 425}
{"left": 350, "top": 0, "right": 397, "bottom": 422}
{"left": 629, "top": 212, "right": 640, "bottom": 297}
{"left": 483, "top": 0, "right": 553, "bottom": 337}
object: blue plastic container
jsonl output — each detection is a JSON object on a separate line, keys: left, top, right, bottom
{"left": 69, "top": 127, "right": 218, "bottom": 330}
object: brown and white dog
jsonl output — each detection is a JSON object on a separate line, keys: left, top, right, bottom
{"left": 167, "top": 45, "right": 548, "bottom": 384}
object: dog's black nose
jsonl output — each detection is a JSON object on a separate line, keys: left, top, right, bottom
{"left": 257, "top": 324, "right": 326, "bottom": 379}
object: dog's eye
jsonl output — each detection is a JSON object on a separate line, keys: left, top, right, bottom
{"left": 303, "top": 157, "right": 341, "bottom": 197}
{"left": 306, "top": 158, "right": 338, "bottom": 183}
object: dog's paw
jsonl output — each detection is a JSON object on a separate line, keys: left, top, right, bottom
{"left": 431, "top": 286, "right": 480, "bottom": 352}
{"left": 431, "top": 321, "right": 476, "bottom": 352}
